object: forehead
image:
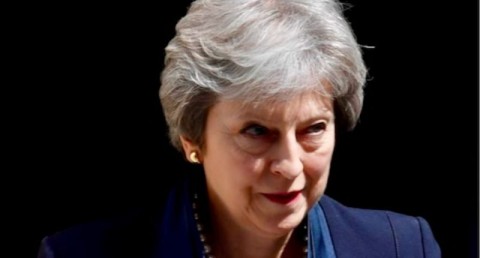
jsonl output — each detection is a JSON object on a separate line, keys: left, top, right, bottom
{"left": 211, "top": 93, "right": 334, "bottom": 123}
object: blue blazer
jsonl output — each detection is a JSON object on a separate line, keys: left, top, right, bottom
{"left": 38, "top": 178, "right": 441, "bottom": 258}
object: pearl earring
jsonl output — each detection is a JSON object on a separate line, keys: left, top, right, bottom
{"left": 190, "top": 152, "right": 200, "bottom": 163}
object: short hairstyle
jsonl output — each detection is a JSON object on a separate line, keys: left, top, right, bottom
{"left": 160, "top": 0, "right": 367, "bottom": 152}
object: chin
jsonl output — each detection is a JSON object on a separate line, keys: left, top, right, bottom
{"left": 264, "top": 206, "right": 308, "bottom": 236}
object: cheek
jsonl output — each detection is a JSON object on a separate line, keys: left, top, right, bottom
{"left": 303, "top": 151, "right": 333, "bottom": 201}
{"left": 304, "top": 154, "right": 331, "bottom": 180}
{"left": 232, "top": 153, "right": 266, "bottom": 187}
{"left": 206, "top": 142, "right": 264, "bottom": 188}
{"left": 305, "top": 139, "right": 334, "bottom": 174}
{"left": 230, "top": 137, "right": 267, "bottom": 173}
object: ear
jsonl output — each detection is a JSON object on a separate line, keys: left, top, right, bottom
{"left": 179, "top": 135, "right": 201, "bottom": 162}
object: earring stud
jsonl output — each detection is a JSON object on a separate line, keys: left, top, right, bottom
{"left": 190, "top": 151, "right": 200, "bottom": 163}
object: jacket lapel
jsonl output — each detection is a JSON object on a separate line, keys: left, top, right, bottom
{"left": 319, "top": 196, "right": 396, "bottom": 258}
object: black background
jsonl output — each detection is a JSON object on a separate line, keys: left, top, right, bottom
{"left": 12, "top": 1, "right": 477, "bottom": 257}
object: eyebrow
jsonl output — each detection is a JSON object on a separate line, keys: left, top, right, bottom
{"left": 234, "top": 108, "right": 334, "bottom": 125}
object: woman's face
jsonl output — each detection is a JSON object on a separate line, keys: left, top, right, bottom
{"left": 190, "top": 93, "right": 335, "bottom": 237}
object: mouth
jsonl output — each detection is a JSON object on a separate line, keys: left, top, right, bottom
{"left": 262, "top": 191, "right": 302, "bottom": 205}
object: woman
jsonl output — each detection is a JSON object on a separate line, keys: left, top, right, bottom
{"left": 38, "top": 0, "right": 441, "bottom": 257}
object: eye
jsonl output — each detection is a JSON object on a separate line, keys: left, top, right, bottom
{"left": 235, "top": 123, "right": 274, "bottom": 154}
{"left": 241, "top": 124, "right": 269, "bottom": 137}
{"left": 305, "top": 122, "right": 327, "bottom": 134}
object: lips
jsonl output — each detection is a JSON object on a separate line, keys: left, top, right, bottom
{"left": 262, "top": 191, "right": 302, "bottom": 205}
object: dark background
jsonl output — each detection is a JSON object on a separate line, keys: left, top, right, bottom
{"left": 13, "top": 1, "right": 477, "bottom": 257}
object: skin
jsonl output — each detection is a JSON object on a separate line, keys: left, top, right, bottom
{"left": 181, "top": 92, "right": 336, "bottom": 258}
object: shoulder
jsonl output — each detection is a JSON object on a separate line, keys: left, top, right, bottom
{"left": 38, "top": 206, "right": 165, "bottom": 258}
{"left": 319, "top": 195, "right": 434, "bottom": 233}
{"left": 318, "top": 195, "right": 441, "bottom": 257}
{"left": 320, "top": 195, "right": 416, "bottom": 225}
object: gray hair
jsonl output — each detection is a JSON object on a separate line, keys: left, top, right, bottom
{"left": 160, "top": 0, "right": 367, "bottom": 151}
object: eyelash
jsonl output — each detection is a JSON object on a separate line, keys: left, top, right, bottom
{"left": 241, "top": 124, "right": 270, "bottom": 137}
{"left": 306, "top": 122, "right": 327, "bottom": 134}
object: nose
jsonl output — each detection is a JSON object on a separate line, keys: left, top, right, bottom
{"left": 270, "top": 134, "right": 304, "bottom": 179}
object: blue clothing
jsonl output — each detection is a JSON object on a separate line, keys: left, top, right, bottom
{"left": 309, "top": 202, "right": 336, "bottom": 258}
{"left": 38, "top": 174, "right": 441, "bottom": 258}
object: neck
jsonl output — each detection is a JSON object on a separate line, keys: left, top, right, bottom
{"left": 210, "top": 221, "right": 300, "bottom": 258}
{"left": 205, "top": 199, "right": 307, "bottom": 258}
{"left": 191, "top": 178, "right": 308, "bottom": 258}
